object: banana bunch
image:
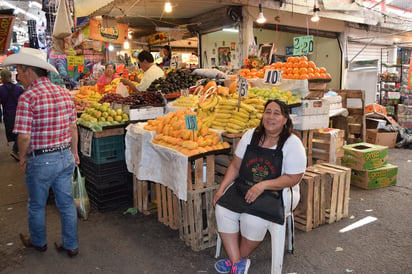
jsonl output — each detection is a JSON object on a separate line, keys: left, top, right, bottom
{"left": 87, "top": 91, "right": 103, "bottom": 103}
{"left": 198, "top": 94, "right": 219, "bottom": 112}
{"left": 172, "top": 95, "right": 199, "bottom": 108}
{"left": 211, "top": 97, "right": 238, "bottom": 130}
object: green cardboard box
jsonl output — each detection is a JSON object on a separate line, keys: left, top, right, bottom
{"left": 351, "top": 164, "right": 398, "bottom": 189}
{"left": 342, "top": 142, "right": 388, "bottom": 171}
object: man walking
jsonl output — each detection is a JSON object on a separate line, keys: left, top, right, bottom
{"left": 2, "top": 48, "right": 80, "bottom": 257}
{"left": 0, "top": 69, "right": 25, "bottom": 160}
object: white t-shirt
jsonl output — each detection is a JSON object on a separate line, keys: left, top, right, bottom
{"left": 235, "top": 128, "right": 307, "bottom": 175}
{"left": 136, "top": 64, "right": 165, "bottom": 91}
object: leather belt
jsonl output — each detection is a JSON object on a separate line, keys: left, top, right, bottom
{"left": 31, "top": 145, "right": 70, "bottom": 156}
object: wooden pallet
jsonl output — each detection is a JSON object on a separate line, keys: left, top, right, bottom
{"left": 178, "top": 185, "right": 219, "bottom": 251}
{"left": 133, "top": 177, "right": 157, "bottom": 215}
{"left": 156, "top": 183, "right": 179, "bottom": 230}
{"left": 214, "top": 133, "right": 244, "bottom": 184}
{"left": 187, "top": 154, "right": 216, "bottom": 190}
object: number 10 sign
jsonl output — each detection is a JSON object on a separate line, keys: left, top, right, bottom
{"left": 264, "top": 69, "right": 283, "bottom": 85}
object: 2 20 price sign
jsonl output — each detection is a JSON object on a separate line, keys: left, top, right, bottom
{"left": 293, "top": 35, "right": 314, "bottom": 56}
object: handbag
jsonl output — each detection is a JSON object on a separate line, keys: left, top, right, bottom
{"left": 72, "top": 167, "right": 91, "bottom": 220}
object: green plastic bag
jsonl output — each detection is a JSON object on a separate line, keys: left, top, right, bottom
{"left": 72, "top": 167, "right": 90, "bottom": 220}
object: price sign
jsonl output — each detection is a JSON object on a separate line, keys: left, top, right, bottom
{"left": 184, "top": 115, "right": 198, "bottom": 131}
{"left": 236, "top": 75, "right": 249, "bottom": 97}
{"left": 264, "top": 69, "right": 283, "bottom": 85}
{"left": 293, "top": 35, "right": 314, "bottom": 56}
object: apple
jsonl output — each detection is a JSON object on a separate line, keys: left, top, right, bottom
{"left": 102, "top": 111, "right": 109, "bottom": 118}
{"left": 110, "top": 110, "right": 117, "bottom": 117}
{"left": 115, "top": 115, "right": 122, "bottom": 122}
{"left": 116, "top": 108, "right": 123, "bottom": 115}
{"left": 99, "top": 117, "right": 106, "bottom": 122}
{"left": 102, "top": 102, "right": 111, "bottom": 108}
{"left": 122, "top": 113, "right": 129, "bottom": 120}
{"left": 94, "top": 111, "right": 102, "bottom": 119}
{"left": 91, "top": 117, "right": 98, "bottom": 123}
{"left": 100, "top": 105, "right": 108, "bottom": 112}
{"left": 107, "top": 116, "right": 114, "bottom": 123}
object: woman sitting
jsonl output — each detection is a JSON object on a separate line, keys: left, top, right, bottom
{"left": 213, "top": 99, "right": 306, "bottom": 274}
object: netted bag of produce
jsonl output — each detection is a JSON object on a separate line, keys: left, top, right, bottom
{"left": 72, "top": 167, "right": 90, "bottom": 220}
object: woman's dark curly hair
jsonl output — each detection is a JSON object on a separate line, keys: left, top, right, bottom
{"left": 251, "top": 99, "right": 293, "bottom": 149}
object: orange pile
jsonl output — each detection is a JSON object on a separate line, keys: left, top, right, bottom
{"left": 271, "top": 56, "right": 331, "bottom": 80}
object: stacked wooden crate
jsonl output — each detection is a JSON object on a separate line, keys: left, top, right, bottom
{"left": 330, "top": 89, "right": 366, "bottom": 144}
{"left": 215, "top": 132, "right": 244, "bottom": 183}
{"left": 294, "top": 163, "right": 351, "bottom": 232}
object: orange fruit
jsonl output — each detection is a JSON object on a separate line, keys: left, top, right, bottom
{"left": 300, "top": 74, "right": 309, "bottom": 80}
{"left": 299, "top": 67, "right": 308, "bottom": 74}
{"left": 286, "top": 62, "right": 293, "bottom": 68}
{"left": 307, "top": 68, "right": 314, "bottom": 74}
{"left": 325, "top": 73, "right": 332, "bottom": 79}
{"left": 300, "top": 56, "right": 308, "bottom": 62}
{"left": 320, "top": 73, "right": 327, "bottom": 79}
{"left": 299, "top": 61, "right": 309, "bottom": 68}
{"left": 287, "top": 57, "right": 294, "bottom": 63}
{"left": 282, "top": 74, "right": 289, "bottom": 79}
{"left": 293, "top": 73, "right": 300, "bottom": 79}
{"left": 308, "top": 61, "right": 316, "bottom": 69}
{"left": 293, "top": 68, "right": 299, "bottom": 74}
{"left": 308, "top": 73, "right": 315, "bottom": 79}
{"left": 314, "top": 72, "right": 321, "bottom": 79}
{"left": 293, "top": 62, "right": 300, "bottom": 68}
{"left": 319, "top": 67, "right": 326, "bottom": 73}
{"left": 314, "top": 67, "right": 320, "bottom": 74}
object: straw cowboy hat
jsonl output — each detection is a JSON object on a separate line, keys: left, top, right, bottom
{"left": 1, "top": 48, "right": 59, "bottom": 74}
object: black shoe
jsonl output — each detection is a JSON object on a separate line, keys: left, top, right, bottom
{"left": 54, "top": 242, "right": 79, "bottom": 257}
{"left": 19, "top": 233, "right": 47, "bottom": 252}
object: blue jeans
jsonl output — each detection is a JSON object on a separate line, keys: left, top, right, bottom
{"left": 25, "top": 149, "right": 78, "bottom": 250}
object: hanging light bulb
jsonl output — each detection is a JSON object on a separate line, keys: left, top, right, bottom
{"left": 256, "top": 3, "right": 266, "bottom": 24}
{"left": 311, "top": 4, "right": 320, "bottom": 22}
{"left": 123, "top": 39, "right": 130, "bottom": 50}
{"left": 164, "top": 1, "right": 172, "bottom": 13}
{"left": 108, "top": 44, "right": 114, "bottom": 51}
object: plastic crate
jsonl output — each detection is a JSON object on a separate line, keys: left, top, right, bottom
{"left": 80, "top": 154, "right": 127, "bottom": 176}
{"left": 89, "top": 135, "right": 125, "bottom": 164}
{"left": 90, "top": 197, "right": 132, "bottom": 213}
{"left": 86, "top": 179, "right": 132, "bottom": 198}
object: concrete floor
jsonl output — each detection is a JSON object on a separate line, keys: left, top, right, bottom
{"left": 1, "top": 121, "right": 412, "bottom": 274}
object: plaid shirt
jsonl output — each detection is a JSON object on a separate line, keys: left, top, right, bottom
{"left": 13, "top": 77, "right": 76, "bottom": 151}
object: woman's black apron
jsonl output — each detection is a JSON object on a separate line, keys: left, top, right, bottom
{"left": 217, "top": 138, "right": 285, "bottom": 225}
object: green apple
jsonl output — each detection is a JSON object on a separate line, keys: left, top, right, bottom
{"left": 102, "top": 102, "right": 111, "bottom": 108}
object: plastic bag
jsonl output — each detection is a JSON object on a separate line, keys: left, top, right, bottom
{"left": 72, "top": 167, "right": 90, "bottom": 220}
{"left": 116, "top": 83, "right": 129, "bottom": 97}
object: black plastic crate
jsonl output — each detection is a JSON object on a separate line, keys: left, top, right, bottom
{"left": 79, "top": 154, "right": 127, "bottom": 176}
{"left": 90, "top": 198, "right": 132, "bottom": 213}
{"left": 86, "top": 182, "right": 132, "bottom": 202}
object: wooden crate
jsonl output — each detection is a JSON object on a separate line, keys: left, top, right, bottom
{"left": 312, "top": 129, "right": 345, "bottom": 165}
{"left": 294, "top": 171, "right": 324, "bottom": 232}
{"left": 330, "top": 89, "right": 366, "bottom": 144}
{"left": 178, "top": 185, "right": 219, "bottom": 251}
{"left": 156, "top": 183, "right": 179, "bottom": 229}
{"left": 188, "top": 154, "right": 217, "bottom": 190}
{"left": 133, "top": 177, "right": 157, "bottom": 215}
{"left": 311, "top": 163, "right": 351, "bottom": 223}
{"left": 293, "top": 129, "right": 314, "bottom": 166}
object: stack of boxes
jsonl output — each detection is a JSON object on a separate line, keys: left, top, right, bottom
{"left": 79, "top": 126, "right": 132, "bottom": 212}
{"left": 341, "top": 143, "right": 398, "bottom": 189}
{"left": 291, "top": 98, "right": 330, "bottom": 130}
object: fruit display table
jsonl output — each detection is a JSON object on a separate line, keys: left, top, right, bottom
{"left": 125, "top": 123, "right": 229, "bottom": 251}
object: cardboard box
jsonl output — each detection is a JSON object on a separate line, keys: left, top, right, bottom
{"left": 342, "top": 142, "right": 388, "bottom": 171}
{"left": 124, "top": 106, "right": 165, "bottom": 121}
{"left": 293, "top": 113, "right": 329, "bottom": 130}
{"left": 291, "top": 99, "right": 330, "bottom": 116}
{"left": 365, "top": 103, "right": 387, "bottom": 116}
{"left": 366, "top": 129, "right": 398, "bottom": 148}
{"left": 366, "top": 118, "right": 387, "bottom": 129}
{"left": 351, "top": 164, "right": 398, "bottom": 189}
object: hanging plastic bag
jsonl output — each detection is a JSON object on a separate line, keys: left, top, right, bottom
{"left": 116, "top": 83, "right": 129, "bottom": 97}
{"left": 72, "top": 167, "right": 91, "bottom": 220}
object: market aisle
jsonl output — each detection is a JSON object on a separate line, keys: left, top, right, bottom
{"left": 1, "top": 119, "right": 412, "bottom": 273}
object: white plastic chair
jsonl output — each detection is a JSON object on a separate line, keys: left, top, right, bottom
{"left": 215, "top": 187, "right": 299, "bottom": 274}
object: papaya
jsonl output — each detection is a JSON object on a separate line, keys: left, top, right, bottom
{"left": 204, "top": 80, "right": 217, "bottom": 91}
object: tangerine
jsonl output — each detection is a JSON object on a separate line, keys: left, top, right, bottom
{"left": 299, "top": 67, "right": 308, "bottom": 74}
{"left": 308, "top": 61, "right": 316, "bottom": 68}
{"left": 308, "top": 73, "right": 315, "bottom": 79}
{"left": 313, "top": 72, "right": 321, "bottom": 79}
{"left": 299, "top": 61, "right": 309, "bottom": 68}
{"left": 319, "top": 67, "right": 327, "bottom": 73}
{"left": 287, "top": 57, "right": 294, "bottom": 63}
{"left": 300, "top": 56, "right": 308, "bottom": 62}
{"left": 314, "top": 67, "right": 320, "bottom": 74}
{"left": 307, "top": 68, "right": 314, "bottom": 74}
{"left": 319, "top": 73, "right": 327, "bottom": 79}
{"left": 300, "top": 74, "right": 309, "bottom": 80}
{"left": 325, "top": 73, "right": 332, "bottom": 79}
{"left": 293, "top": 68, "right": 299, "bottom": 74}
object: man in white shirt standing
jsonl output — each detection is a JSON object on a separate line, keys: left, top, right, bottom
{"left": 121, "top": 50, "right": 164, "bottom": 92}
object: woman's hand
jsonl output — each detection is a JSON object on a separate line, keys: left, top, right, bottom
{"left": 245, "top": 183, "right": 265, "bottom": 204}
{"left": 213, "top": 189, "right": 224, "bottom": 208}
